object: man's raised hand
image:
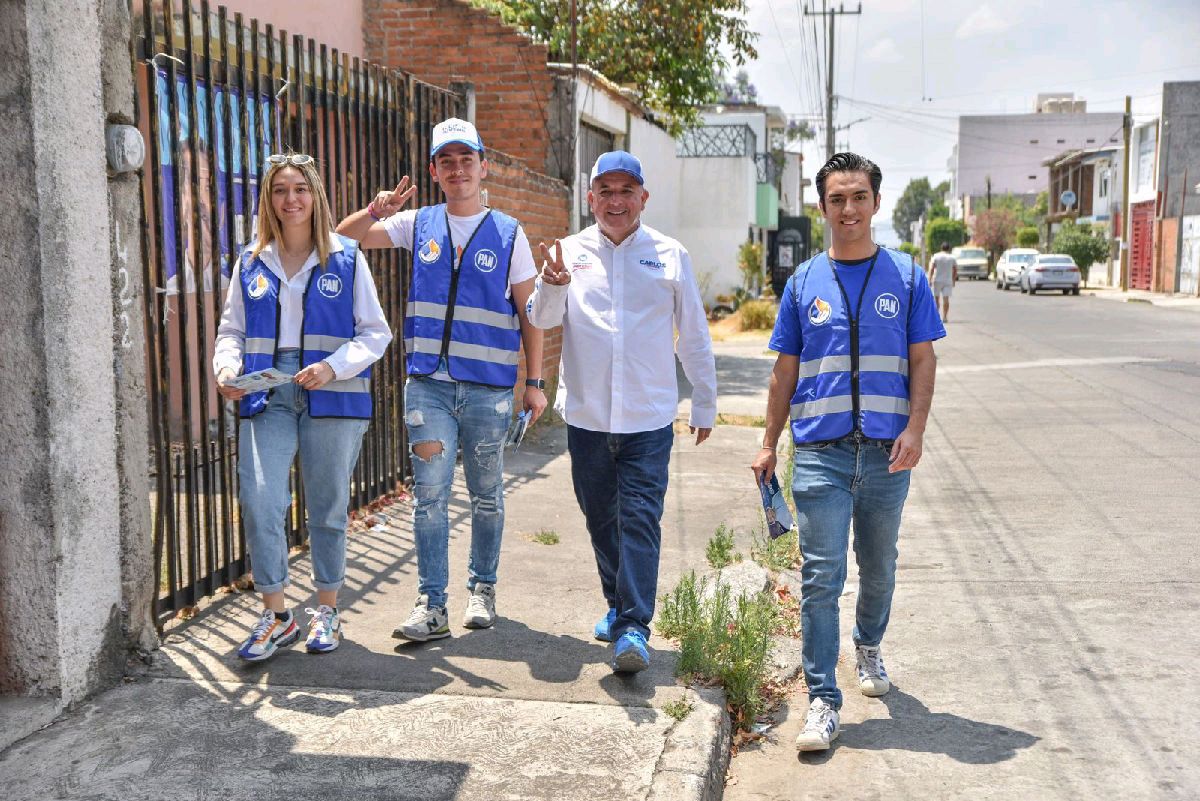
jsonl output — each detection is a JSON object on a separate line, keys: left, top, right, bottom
{"left": 370, "top": 176, "right": 417, "bottom": 220}
{"left": 538, "top": 240, "right": 571, "bottom": 286}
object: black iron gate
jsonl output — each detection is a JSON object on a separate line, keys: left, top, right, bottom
{"left": 134, "top": 0, "right": 464, "bottom": 626}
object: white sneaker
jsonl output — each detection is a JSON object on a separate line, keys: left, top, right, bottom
{"left": 795, "top": 698, "right": 840, "bottom": 752}
{"left": 855, "top": 644, "right": 891, "bottom": 697}
{"left": 462, "top": 582, "right": 497, "bottom": 629}
{"left": 392, "top": 595, "right": 450, "bottom": 641}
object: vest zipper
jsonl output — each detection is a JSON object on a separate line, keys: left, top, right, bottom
{"left": 438, "top": 209, "right": 494, "bottom": 364}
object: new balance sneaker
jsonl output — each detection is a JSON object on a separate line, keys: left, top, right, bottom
{"left": 612, "top": 631, "right": 650, "bottom": 673}
{"left": 593, "top": 608, "right": 617, "bottom": 642}
{"left": 795, "top": 698, "right": 840, "bottom": 751}
{"left": 305, "top": 605, "right": 341, "bottom": 653}
{"left": 393, "top": 595, "right": 450, "bottom": 642}
{"left": 237, "top": 609, "right": 300, "bottom": 662}
{"left": 462, "top": 583, "right": 497, "bottom": 629}
{"left": 855, "top": 643, "right": 891, "bottom": 697}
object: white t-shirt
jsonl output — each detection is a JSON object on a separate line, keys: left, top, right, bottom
{"left": 929, "top": 252, "right": 957, "bottom": 285}
{"left": 382, "top": 208, "right": 537, "bottom": 288}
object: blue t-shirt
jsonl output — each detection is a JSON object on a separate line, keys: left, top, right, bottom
{"left": 769, "top": 248, "right": 946, "bottom": 356}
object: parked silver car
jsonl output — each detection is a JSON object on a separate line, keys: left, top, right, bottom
{"left": 951, "top": 246, "right": 989, "bottom": 280}
{"left": 996, "top": 247, "right": 1039, "bottom": 290}
{"left": 1020, "top": 254, "right": 1081, "bottom": 295}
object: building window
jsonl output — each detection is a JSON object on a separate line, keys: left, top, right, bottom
{"left": 1099, "top": 170, "right": 1110, "bottom": 200}
{"left": 1029, "top": 139, "right": 1039, "bottom": 144}
{"left": 578, "top": 122, "right": 616, "bottom": 230}
{"left": 1056, "top": 139, "right": 1066, "bottom": 144}
{"left": 1087, "top": 138, "right": 1095, "bottom": 143}
{"left": 1028, "top": 175, "right": 1038, "bottom": 180}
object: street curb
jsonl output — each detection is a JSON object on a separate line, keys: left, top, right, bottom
{"left": 647, "top": 687, "right": 731, "bottom": 801}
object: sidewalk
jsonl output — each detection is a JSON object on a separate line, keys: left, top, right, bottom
{"left": 1083, "top": 285, "right": 1200, "bottom": 311}
{"left": 0, "top": 400, "right": 769, "bottom": 800}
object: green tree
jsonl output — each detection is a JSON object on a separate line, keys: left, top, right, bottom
{"left": 892, "top": 178, "right": 934, "bottom": 242}
{"left": 925, "top": 218, "right": 967, "bottom": 250}
{"left": 737, "top": 239, "right": 763, "bottom": 292}
{"left": 804, "top": 205, "right": 825, "bottom": 250}
{"left": 1052, "top": 221, "right": 1110, "bottom": 287}
{"left": 469, "top": 0, "right": 757, "bottom": 133}
{"left": 1017, "top": 226, "right": 1040, "bottom": 248}
{"left": 898, "top": 242, "right": 919, "bottom": 258}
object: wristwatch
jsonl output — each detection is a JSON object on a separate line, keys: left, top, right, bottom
{"left": 525, "top": 378, "right": 546, "bottom": 389}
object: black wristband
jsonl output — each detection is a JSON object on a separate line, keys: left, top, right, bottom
{"left": 525, "top": 378, "right": 545, "bottom": 389}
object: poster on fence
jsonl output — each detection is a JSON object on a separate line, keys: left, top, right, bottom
{"left": 155, "top": 69, "right": 273, "bottom": 296}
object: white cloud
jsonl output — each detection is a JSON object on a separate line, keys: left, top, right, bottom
{"left": 864, "top": 38, "right": 904, "bottom": 64}
{"left": 954, "top": 5, "right": 1013, "bottom": 39}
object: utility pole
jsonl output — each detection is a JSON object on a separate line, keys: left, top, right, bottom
{"left": 805, "top": 3, "right": 862, "bottom": 162}
{"left": 1120, "top": 95, "right": 1131, "bottom": 292}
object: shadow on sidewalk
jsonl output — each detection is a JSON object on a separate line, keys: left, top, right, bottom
{"left": 801, "top": 687, "right": 1039, "bottom": 765}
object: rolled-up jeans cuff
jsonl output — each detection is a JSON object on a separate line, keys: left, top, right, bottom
{"left": 312, "top": 578, "right": 344, "bottom": 593}
{"left": 253, "top": 577, "right": 290, "bottom": 595}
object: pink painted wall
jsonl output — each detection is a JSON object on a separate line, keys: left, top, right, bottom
{"left": 196, "top": 1, "right": 364, "bottom": 58}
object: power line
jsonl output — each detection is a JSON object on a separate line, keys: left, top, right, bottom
{"left": 765, "top": 0, "right": 808, "bottom": 118}
{"left": 804, "top": 2, "right": 862, "bottom": 161}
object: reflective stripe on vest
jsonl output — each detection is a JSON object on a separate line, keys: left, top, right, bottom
{"left": 788, "top": 248, "right": 914, "bottom": 444}
{"left": 237, "top": 235, "right": 373, "bottom": 419}
{"left": 403, "top": 204, "right": 521, "bottom": 387}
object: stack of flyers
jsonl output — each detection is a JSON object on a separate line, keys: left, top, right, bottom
{"left": 225, "top": 368, "right": 294, "bottom": 392}
{"left": 757, "top": 474, "right": 796, "bottom": 540}
{"left": 504, "top": 409, "right": 530, "bottom": 449}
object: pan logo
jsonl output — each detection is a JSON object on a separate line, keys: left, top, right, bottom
{"left": 808, "top": 296, "right": 832, "bottom": 325}
{"left": 419, "top": 238, "right": 442, "bottom": 264}
{"left": 317, "top": 274, "right": 343, "bottom": 299}
{"left": 874, "top": 293, "right": 899, "bottom": 319}
{"left": 247, "top": 272, "right": 270, "bottom": 300}
{"left": 475, "top": 249, "right": 499, "bottom": 273}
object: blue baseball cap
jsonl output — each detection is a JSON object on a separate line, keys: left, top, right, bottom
{"left": 430, "top": 118, "right": 484, "bottom": 159}
{"left": 589, "top": 150, "right": 644, "bottom": 185}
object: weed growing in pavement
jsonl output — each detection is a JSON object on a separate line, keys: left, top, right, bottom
{"left": 531, "top": 529, "right": 560, "bottom": 545}
{"left": 662, "top": 697, "right": 695, "bottom": 722}
{"left": 705, "top": 523, "right": 739, "bottom": 569}
{"left": 750, "top": 519, "right": 801, "bottom": 572}
{"left": 657, "top": 571, "right": 779, "bottom": 729}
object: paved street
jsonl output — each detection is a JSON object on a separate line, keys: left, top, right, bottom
{"left": 725, "top": 280, "right": 1200, "bottom": 800}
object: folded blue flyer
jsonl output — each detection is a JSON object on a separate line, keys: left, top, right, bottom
{"left": 758, "top": 474, "right": 795, "bottom": 540}
{"left": 504, "top": 409, "right": 530, "bottom": 449}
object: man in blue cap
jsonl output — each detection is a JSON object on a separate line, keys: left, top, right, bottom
{"left": 337, "top": 118, "right": 547, "bottom": 641}
{"left": 529, "top": 151, "right": 717, "bottom": 673}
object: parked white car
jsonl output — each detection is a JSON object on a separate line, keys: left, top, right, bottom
{"left": 1020, "top": 254, "right": 1081, "bottom": 295}
{"left": 950, "top": 246, "right": 989, "bottom": 280}
{"left": 996, "top": 248, "right": 1039, "bottom": 290}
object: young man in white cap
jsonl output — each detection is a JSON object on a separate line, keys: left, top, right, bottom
{"left": 528, "top": 151, "right": 717, "bottom": 673}
{"left": 336, "top": 118, "right": 546, "bottom": 641}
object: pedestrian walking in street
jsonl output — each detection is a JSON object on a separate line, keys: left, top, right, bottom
{"left": 214, "top": 153, "right": 393, "bottom": 661}
{"left": 528, "top": 151, "right": 717, "bottom": 674}
{"left": 335, "top": 118, "right": 546, "bottom": 642}
{"left": 928, "top": 241, "right": 958, "bottom": 322}
{"left": 750, "top": 152, "right": 945, "bottom": 751}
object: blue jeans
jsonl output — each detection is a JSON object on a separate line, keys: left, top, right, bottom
{"left": 567, "top": 424, "right": 674, "bottom": 641}
{"left": 791, "top": 436, "right": 911, "bottom": 709}
{"left": 403, "top": 376, "right": 513, "bottom": 609}
{"left": 238, "top": 350, "right": 369, "bottom": 595}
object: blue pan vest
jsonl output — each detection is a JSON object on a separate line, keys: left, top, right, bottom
{"left": 404, "top": 204, "right": 521, "bottom": 387}
{"left": 788, "top": 248, "right": 916, "bottom": 444}
{"left": 237, "top": 235, "right": 373, "bottom": 419}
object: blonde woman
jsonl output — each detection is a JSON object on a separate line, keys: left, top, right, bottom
{"left": 214, "top": 154, "right": 392, "bottom": 661}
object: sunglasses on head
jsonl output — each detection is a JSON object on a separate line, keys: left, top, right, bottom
{"left": 267, "top": 153, "right": 314, "bottom": 167}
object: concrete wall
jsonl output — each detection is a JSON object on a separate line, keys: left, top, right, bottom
{"left": 1160, "top": 82, "right": 1200, "bottom": 219}
{"left": 677, "top": 156, "right": 756, "bottom": 300}
{"left": 0, "top": 0, "right": 128, "bottom": 703}
{"left": 957, "top": 112, "right": 1125, "bottom": 198}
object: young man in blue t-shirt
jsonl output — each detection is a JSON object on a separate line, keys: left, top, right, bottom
{"left": 751, "top": 152, "right": 946, "bottom": 752}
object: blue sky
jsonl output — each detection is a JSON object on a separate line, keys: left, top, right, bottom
{"left": 736, "top": 0, "right": 1200, "bottom": 242}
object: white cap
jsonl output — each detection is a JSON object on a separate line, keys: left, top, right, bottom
{"left": 430, "top": 118, "right": 484, "bottom": 159}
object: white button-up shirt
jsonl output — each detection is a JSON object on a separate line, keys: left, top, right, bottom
{"left": 528, "top": 223, "right": 717, "bottom": 433}
{"left": 213, "top": 235, "right": 393, "bottom": 380}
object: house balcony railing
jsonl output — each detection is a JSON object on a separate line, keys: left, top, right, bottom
{"left": 676, "top": 123, "right": 756, "bottom": 158}
{"left": 755, "top": 152, "right": 782, "bottom": 188}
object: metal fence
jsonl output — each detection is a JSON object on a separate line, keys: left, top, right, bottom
{"left": 675, "top": 124, "right": 757, "bottom": 158}
{"left": 134, "top": 0, "right": 464, "bottom": 626}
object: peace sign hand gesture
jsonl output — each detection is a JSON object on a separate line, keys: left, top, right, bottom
{"left": 369, "top": 176, "right": 417, "bottom": 220}
{"left": 538, "top": 240, "right": 571, "bottom": 286}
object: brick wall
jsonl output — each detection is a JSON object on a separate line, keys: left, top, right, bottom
{"left": 363, "top": 0, "right": 554, "bottom": 172}
{"left": 483, "top": 148, "right": 569, "bottom": 391}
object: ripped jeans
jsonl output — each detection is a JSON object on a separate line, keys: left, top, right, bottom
{"left": 403, "top": 376, "right": 513, "bottom": 609}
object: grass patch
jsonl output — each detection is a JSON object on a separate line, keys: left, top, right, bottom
{"left": 657, "top": 571, "right": 779, "bottom": 730}
{"left": 530, "top": 529, "right": 560, "bottom": 545}
{"left": 705, "top": 523, "right": 739, "bottom": 569}
{"left": 750, "top": 520, "right": 801, "bottom": 571}
{"left": 715, "top": 412, "right": 766, "bottom": 427}
{"left": 662, "top": 697, "right": 695, "bottom": 722}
